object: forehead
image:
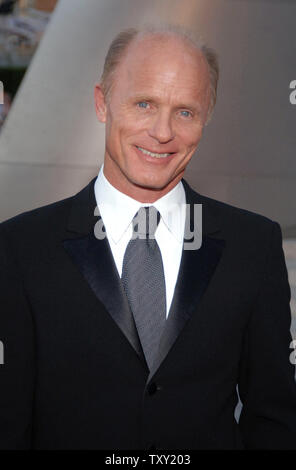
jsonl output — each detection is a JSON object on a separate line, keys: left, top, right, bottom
{"left": 112, "top": 35, "right": 210, "bottom": 103}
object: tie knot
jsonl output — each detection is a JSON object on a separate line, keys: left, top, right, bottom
{"left": 132, "top": 206, "right": 160, "bottom": 238}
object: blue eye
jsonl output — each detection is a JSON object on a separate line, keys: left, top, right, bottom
{"left": 137, "top": 102, "right": 148, "bottom": 108}
{"left": 180, "top": 110, "right": 191, "bottom": 117}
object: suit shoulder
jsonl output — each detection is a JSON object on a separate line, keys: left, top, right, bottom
{"left": 185, "top": 186, "right": 280, "bottom": 247}
{"left": 197, "top": 191, "right": 277, "bottom": 231}
{"left": 0, "top": 193, "right": 74, "bottom": 237}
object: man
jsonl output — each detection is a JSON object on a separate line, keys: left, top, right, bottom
{"left": 0, "top": 25, "right": 296, "bottom": 450}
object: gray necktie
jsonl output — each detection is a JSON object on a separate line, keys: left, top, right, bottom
{"left": 121, "top": 206, "right": 166, "bottom": 370}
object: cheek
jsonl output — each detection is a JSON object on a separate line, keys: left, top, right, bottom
{"left": 179, "top": 125, "right": 203, "bottom": 149}
{"left": 118, "top": 117, "right": 149, "bottom": 142}
{"left": 105, "top": 116, "right": 125, "bottom": 145}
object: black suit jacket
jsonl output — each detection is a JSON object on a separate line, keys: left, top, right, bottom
{"left": 0, "top": 177, "right": 296, "bottom": 450}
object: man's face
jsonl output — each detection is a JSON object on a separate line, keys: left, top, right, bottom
{"left": 95, "top": 35, "right": 211, "bottom": 201}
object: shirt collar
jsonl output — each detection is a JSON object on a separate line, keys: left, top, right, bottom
{"left": 94, "top": 164, "right": 185, "bottom": 244}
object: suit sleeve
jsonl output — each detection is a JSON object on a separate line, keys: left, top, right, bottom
{"left": 0, "top": 225, "right": 35, "bottom": 449}
{"left": 238, "top": 221, "right": 296, "bottom": 449}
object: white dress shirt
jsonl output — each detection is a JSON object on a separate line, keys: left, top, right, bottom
{"left": 94, "top": 165, "right": 186, "bottom": 318}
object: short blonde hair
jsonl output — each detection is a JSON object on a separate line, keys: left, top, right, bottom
{"left": 100, "top": 25, "right": 219, "bottom": 124}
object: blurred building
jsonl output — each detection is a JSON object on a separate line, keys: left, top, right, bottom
{"left": 0, "top": 0, "right": 57, "bottom": 130}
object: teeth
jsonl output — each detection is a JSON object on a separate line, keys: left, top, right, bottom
{"left": 137, "top": 146, "right": 171, "bottom": 159}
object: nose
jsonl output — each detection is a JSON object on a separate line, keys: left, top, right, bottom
{"left": 148, "top": 109, "right": 175, "bottom": 143}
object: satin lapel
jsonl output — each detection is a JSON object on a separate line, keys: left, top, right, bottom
{"left": 147, "top": 179, "right": 225, "bottom": 382}
{"left": 147, "top": 235, "right": 225, "bottom": 381}
{"left": 62, "top": 178, "right": 146, "bottom": 365}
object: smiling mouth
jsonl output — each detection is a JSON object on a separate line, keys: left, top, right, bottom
{"left": 136, "top": 146, "right": 174, "bottom": 159}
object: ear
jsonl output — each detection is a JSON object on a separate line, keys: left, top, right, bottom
{"left": 94, "top": 84, "right": 107, "bottom": 123}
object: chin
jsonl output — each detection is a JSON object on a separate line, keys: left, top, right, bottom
{"left": 131, "top": 174, "right": 173, "bottom": 191}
